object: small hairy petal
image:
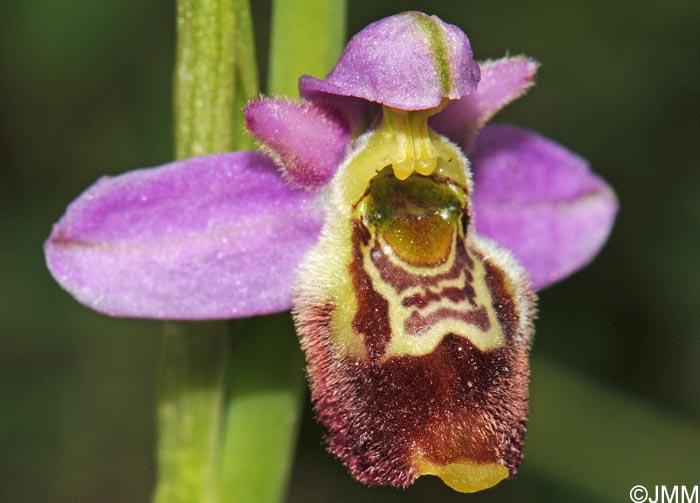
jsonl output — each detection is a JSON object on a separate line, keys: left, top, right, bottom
{"left": 45, "top": 152, "right": 323, "bottom": 319}
{"left": 299, "top": 11, "right": 480, "bottom": 110}
{"left": 245, "top": 98, "right": 351, "bottom": 189}
{"left": 431, "top": 57, "right": 538, "bottom": 151}
{"left": 471, "top": 125, "right": 618, "bottom": 290}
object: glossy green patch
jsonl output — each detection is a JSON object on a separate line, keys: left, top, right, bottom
{"left": 360, "top": 170, "right": 464, "bottom": 266}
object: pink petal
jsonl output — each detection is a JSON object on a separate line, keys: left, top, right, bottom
{"left": 471, "top": 125, "right": 618, "bottom": 289}
{"left": 431, "top": 57, "right": 538, "bottom": 150}
{"left": 245, "top": 98, "right": 351, "bottom": 189}
{"left": 299, "top": 12, "right": 480, "bottom": 111}
{"left": 45, "top": 152, "right": 323, "bottom": 319}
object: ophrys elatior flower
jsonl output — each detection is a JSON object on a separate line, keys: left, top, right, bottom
{"left": 45, "top": 12, "right": 617, "bottom": 493}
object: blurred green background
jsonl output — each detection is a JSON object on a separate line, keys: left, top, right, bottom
{"left": 2, "top": 0, "right": 699, "bottom": 502}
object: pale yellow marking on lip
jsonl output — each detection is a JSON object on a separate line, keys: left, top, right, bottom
{"left": 415, "top": 458, "right": 509, "bottom": 493}
{"left": 371, "top": 246, "right": 506, "bottom": 358}
{"left": 346, "top": 169, "right": 505, "bottom": 359}
{"left": 299, "top": 125, "right": 475, "bottom": 361}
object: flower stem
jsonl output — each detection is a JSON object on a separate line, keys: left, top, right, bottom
{"left": 155, "top": 0, "right": 347, "bottom": 501}
{"left": 219, "top": 315, "right": 306, "bottom": 502}
{"left": 153, "top": 323, "right": 229, "bottom": 503}
{"left": 269, "top": 0, "right": 347, "bottom": 97}
{"left": 153, "top": 0, "right": 243, "bottom": 502}
{"left": 173, "top": 0, "right": 237, "bottom": 159}
{"left": 232, "top": 0, "right": 258, "bottom": 150}
{"left": 217, "top": 1, "right": 348, "bottom": 502}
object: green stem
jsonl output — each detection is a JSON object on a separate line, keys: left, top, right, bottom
{"left": 154, "top": 324, "right": 229, "bottom": 503}
{"left": 232, "top": 0, "right": 258, "bottom": 150}
{"left": 173, "top": 0, "right": 236, "bottom": 159}
{"left": 269, "top": 0, "right": 347, "bottom": 97}
{"left": 156, "top": 0, "right": 347, "bottom": 501}
{"left": 219, "top": 315, "right": 306, "bottom": 503}
{"left": 154, "top": 0, "right": 238, "bottom": 502}
{"left": 217, "top": 1, "right": 348, "bottom": 502}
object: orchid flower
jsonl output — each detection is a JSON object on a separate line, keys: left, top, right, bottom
{"left": 45, "top": 12, "right": 617, "bottom": 494}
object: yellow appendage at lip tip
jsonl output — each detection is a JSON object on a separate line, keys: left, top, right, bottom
{"left": 416, "top": 459, "right": 509, "bottom": 493}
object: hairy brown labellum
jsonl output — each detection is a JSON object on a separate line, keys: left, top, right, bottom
{"left": 294, "top": 108, "right": 535, "bottom": 493}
